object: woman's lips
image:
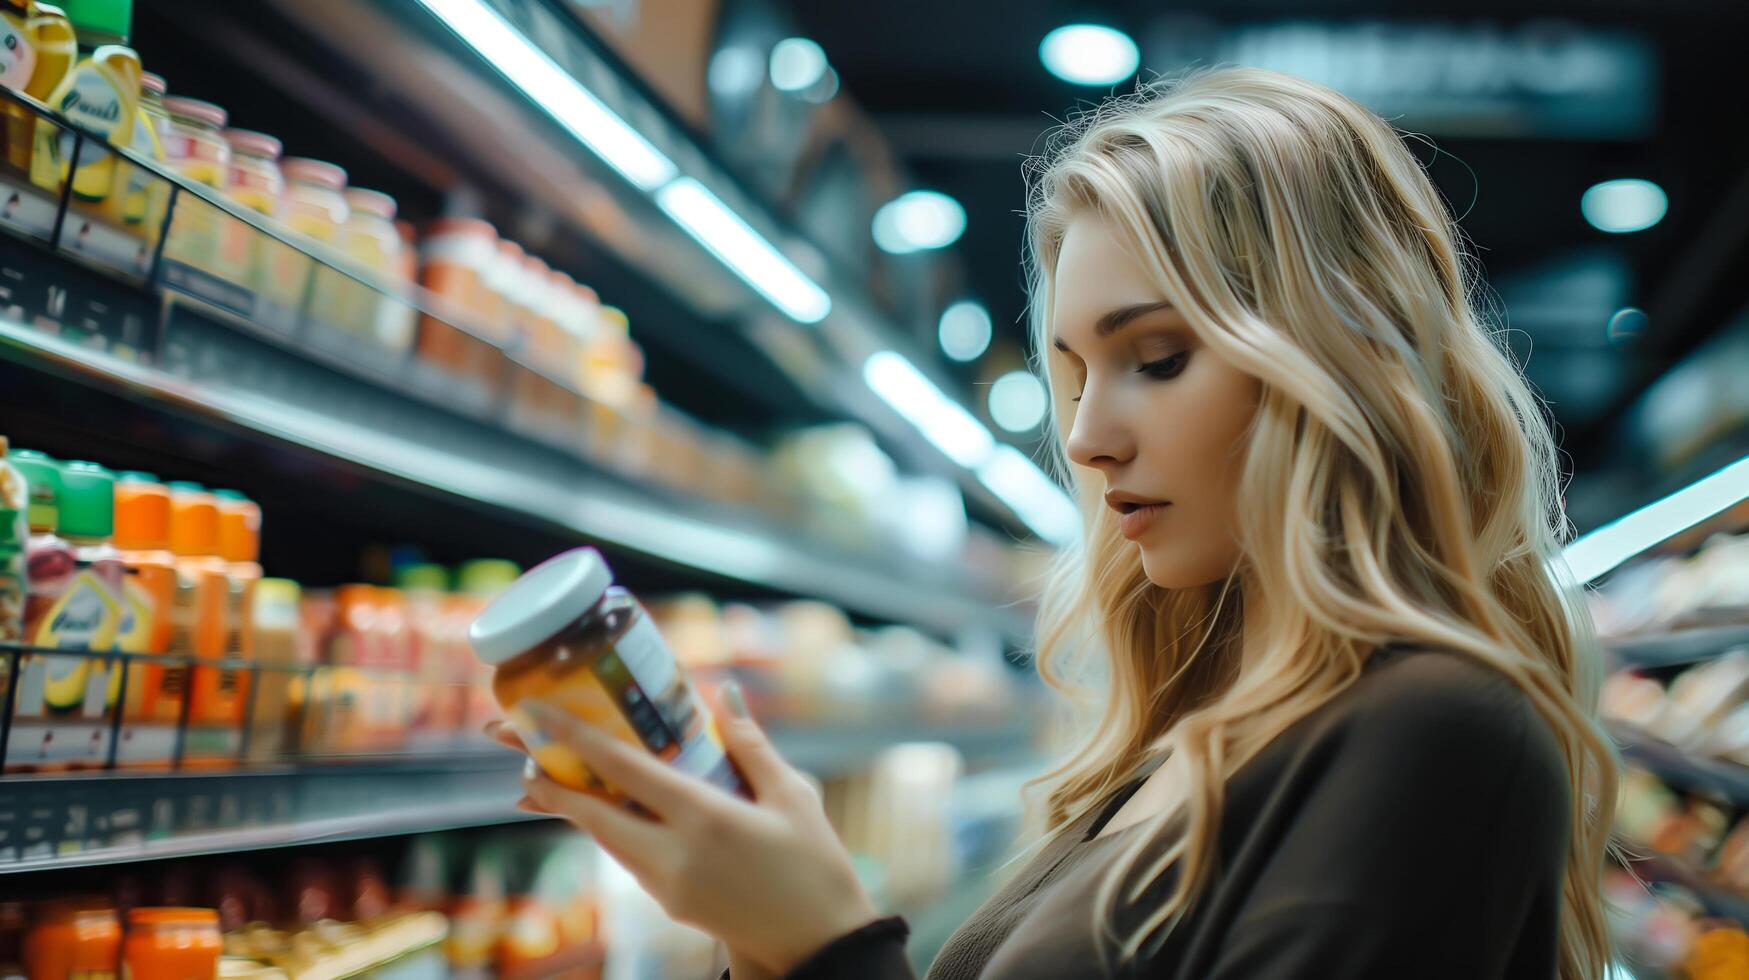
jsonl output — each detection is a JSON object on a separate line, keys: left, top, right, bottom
{"left": 1118, "top": 503, "right": 1169, "bottom": 540}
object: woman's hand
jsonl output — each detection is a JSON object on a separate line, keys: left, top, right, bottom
{"left": 487, "top": 686, "right": 880, "bottom": 976}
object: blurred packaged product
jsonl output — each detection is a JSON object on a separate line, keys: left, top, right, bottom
{"left": 158, "top": 95, "right": 231, "bottom": 274}
{"left": 113, "top": 471, "right": 174, "bottom": 656}
{"left": 469, "top": 547, "right": 747, "bottom": 798}
{"left": 0, "top": 1, "right": 75, "bottom": 172}
{"left": 484, "top": 237, "right": 524, "bottom": 351}
{"left": 279, "top": 157, "right": 350, "bottom": 329}
{"left": 123, "top": 907, "right": 222, "bottom": 980}
{"left": 137, "top": 69, "right": 165, "bottom": 130}
{"left": 222, "top": 128, "right": 307, "bottom": 315}
{"left": 445, "top": 840, "right": 507, "bottom": 978}
{"left": 244, "top": 577, "right": 302, "bottom": 761}
{"left": 31, "top": 43, "right": 141, "bottom": 227}
{"left": 111, "top": 470, "right": 177, "bottom": 764}
{"left": 0, "top": 437, "right": 27, "bottom": 644}
{"left": 23, "top": 898, "right": 121, "bottom": 980}
{"left": 323, "top": 584, "right": 412, "bottom": 754}
{"left": 339, "top": 187, "right": 408, "bottom": 348}
{"left": 9, "top": 460, "right": 126, "bottom": 758}
{"left": 0, "top": 899, "right": 22, "bottom": 980}
{"left": 415, "top": 216, "right": 502, "bottom": 401}
{"left": 397, "top": 563, "right": 462, "bottom": 742}
{"left": 1592, "top": 531, "right": 1749, "bottom": 639}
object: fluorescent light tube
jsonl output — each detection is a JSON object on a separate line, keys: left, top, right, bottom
{"left": 862, "top": 351, "right": 994, "bottom": 468}
{"left": 977, "top": 445, "right": 1080, "bottom": 546}
{"left": 413, "top": 0, "right": 678, "bottom": 190}
{"left": 1561, "top": 452, "right": 1749, "bottom": 583}
{"left": 656, "top": 178, "right": 832, "bottom": 324}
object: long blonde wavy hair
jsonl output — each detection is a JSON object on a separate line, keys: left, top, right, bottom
{"left": 1021, "top": 66, "right": 1617, "bottom": 979}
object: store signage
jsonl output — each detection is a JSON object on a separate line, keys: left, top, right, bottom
{"left": 1145, "top": 18, "right": 1658, "bottom": 139}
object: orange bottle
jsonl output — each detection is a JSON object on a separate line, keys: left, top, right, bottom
{"left": 120, "top": 908, "right": 220, "bottom": 980}
{"left": 113, "top": 473, "right": 178, "bottom": 723}
{"left": 23, "top": 899, "right": 120, "bottom": 980}
{"left": 165, "top": 482, "right": 238, "bottom": 762}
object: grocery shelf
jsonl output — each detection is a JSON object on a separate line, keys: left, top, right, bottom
{"left": 0, "top": 713, "right": 1037, "bottom": 874}
{"left": 0, "top": 755, "right": 544, "bottom": 875}
{"left": 1608, "top": 624, "right": 1749, "bottom": 668}
{"left": 0, "top": 311, "right": 1027, "bottom": 642}
{"left": 0, "top": 85, "right": 1029, "bottom": 646}
{"left": 1611, "top": 722, "right": 1749, "bottom": 806}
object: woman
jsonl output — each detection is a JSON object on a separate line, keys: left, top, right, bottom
{"left": 495, "top": 66, "right": 1620, "bottom": 979}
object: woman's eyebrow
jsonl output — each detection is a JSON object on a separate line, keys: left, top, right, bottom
{"left": 1052, "top": 300, "right": 1178, "bottom": 351}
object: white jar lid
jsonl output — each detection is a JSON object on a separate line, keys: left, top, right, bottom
{"left": 469, "top": 547, "right": 614, "bottom": 664}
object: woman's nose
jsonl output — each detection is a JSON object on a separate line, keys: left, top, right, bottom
{"left": 1064, "top": 389, "right": 1136, "bottom": 471}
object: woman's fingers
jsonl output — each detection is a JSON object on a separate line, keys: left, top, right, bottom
{"left": 522, "top": 772, "right": 672, "bottom": 878}
{"left": 484, "top": 719, "right": 528, "bottom": 754}
{"left": 715, "top": 683, "right": 798, "bottom": 803}
{"left": 522, "top": 700, "right": 704, "bottom": 821}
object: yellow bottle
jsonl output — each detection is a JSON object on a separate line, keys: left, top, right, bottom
{"left": 30, "top": 43, "right": 139, "bottom": 224}
{"left": 0, "top": 2, "right": 75, "bottom": 172}
{"left": 119, "top": 73, "right": 162, "bottom": 226}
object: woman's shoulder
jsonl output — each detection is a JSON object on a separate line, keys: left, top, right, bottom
{"left": 1327, "top": 644, "right": 1568, "bottom": 793}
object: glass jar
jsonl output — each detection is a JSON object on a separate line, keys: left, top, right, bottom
{"left": 25, "top": 901, "right": 121, "bottom": 980}
{"left": 160, "top": 97, "right": 231, "bottom": 277}
{"left": 282, "top": 157, "right": 350, "bottom": 330}
{"left": 468, "top": 547, "right": 748, "bottom": 799}
{"left": 122, "top": 908, "right": 221, "bottom": 980}
{"left": 341, "top": 187, "right": 406, "bottom": 348}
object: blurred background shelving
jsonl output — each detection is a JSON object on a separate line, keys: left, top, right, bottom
{"left": 0, "top": 0, "right": 1747, "bottom": 978}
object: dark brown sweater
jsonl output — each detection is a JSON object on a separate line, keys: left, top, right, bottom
{"left": 772, "top": 646, "right": 1572, "bottom": 980}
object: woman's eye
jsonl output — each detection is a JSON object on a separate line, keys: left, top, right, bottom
{"left": 1138, "top": 352, "right": 1188, "bottom": 380}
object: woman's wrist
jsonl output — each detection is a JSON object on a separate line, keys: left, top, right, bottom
{"left": 764, "top": 897, "right": 886, "bottom": 975}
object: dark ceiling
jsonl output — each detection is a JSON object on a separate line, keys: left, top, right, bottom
{"left": 783, "top": 0, "right": 1749, "bottom": 498}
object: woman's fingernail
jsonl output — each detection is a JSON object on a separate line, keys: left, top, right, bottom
{"left": 720, "top": 680, "right": 749, "bottom": 719}
{"left": 523, "top": 757, "right": 541, "bottom": 781}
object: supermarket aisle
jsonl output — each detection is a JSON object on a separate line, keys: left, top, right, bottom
{"left": 0, "top": 0, "right": 1744, "bottom": 978}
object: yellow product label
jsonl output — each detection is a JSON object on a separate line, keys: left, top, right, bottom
{"left": 30, "top": 49, "right": 138, "bottom": 210}
{"left": 121, "top": 107, "right": 165, "bottom": 227}
{"left": 36, "top": 569, "right": 121, "bottom": 650}
{"left": 115, "top": 577, "right": 154, "bottom": 653}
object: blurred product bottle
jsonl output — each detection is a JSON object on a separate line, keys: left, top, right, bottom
{"left": 397, "top": 563, "right": 456, "bottom": 738}
{"left": 280, "top": 157, "right": 349, "bottom": 328}
{"left": 339, "top": 187, "right": 406, "bottom": 348}
{"left": 164, "top": 481, "right": 235, "bottom": 758}
{"left": 121, "top": 908, "right": 220, "bottom": 980}
{"left": 245, "top": 577, "right": 300, "bottom": 761}
{"left": 158, "top": 96, "right": 231, "bottom": 275}
{"left": 0, "top": 1, "right": 75, "bottom": 172}
{"left": 39, "top": 461, "right": 123, "bottom": 722}
{"left": 0, "top": 437, "right": 28, "bottom": 645}
{"left": 454, "top": 559, "right": 518, "bottom": 728}
{"left": 446, "top": 841, "right": 508, "bottom": 980}
{"left": 416, "top": 217, "right": 502, "bottom": 400}
{"left": 223, "top": 128, "right": 306, "bottom": 313}
{"left": 24, "top": 898, "right": 120, "bottom": 980}
{"left": 111, "top": 471, "right": 176, "bottom": 764}
{"left": 397, "top": 833, "right": 451, "bottom": 913}
{"left": 30, "top": 42, "right": 140, "bottom": 227}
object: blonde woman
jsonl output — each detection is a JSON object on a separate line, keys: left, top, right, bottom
{"left": 495, "top": 66, "right": 1619, "bottom": 979}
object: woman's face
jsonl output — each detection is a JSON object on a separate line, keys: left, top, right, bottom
{"left": 1050, "top": 213, "right": 1261, "bottom": 589}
